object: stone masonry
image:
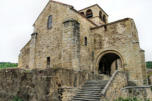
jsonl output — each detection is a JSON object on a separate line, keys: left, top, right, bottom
{"left": 12, "top": 0, "right": 152, "bottom": 101}
{"left": 18, "top": 0, "right": 147, "bottom": 85}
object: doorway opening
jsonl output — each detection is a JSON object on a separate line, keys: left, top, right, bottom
{"left": 98, "top": 53, "right": 122, "bottom": 76}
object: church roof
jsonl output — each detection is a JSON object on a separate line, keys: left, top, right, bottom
{"left": 51, "top": 0, "right": 73, "bottom": 7}
{"left": 90, "top": 18, "right": 131, "bottom": 30}
{"left": 33, "top": 0, "right": 98, "bottom": 27}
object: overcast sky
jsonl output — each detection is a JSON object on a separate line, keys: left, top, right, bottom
{"left": 0, "top": 0, "right": 152, "bottom": 63}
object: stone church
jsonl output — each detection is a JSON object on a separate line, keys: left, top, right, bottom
{"left": 14, "top": 0, "right": 152, "bottom": 100}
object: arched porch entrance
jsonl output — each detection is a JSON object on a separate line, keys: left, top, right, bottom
{"left": 97, "top": 51, "right": 123, "bottom": 76}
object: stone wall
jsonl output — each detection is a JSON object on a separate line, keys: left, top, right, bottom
{"left": 62, "top": 19, "right": 80, "bottom": 71}
{"left": 91, "top": 18, "right": 147, "bottom": 85}
{"left": 149, "top": 76, "right": 152, "bottom": 84}
{"left": 0, "top": 68, "right": 103, "bottom": 101}
{"left": 18, "top": 41, "right": 31, "bottom": 69}
{"left": 101, "top": 71, "right": 128, "bottom": 101}
{"left": 19, "top": 1, "right": 96, "bottom": 71}
{"left": 18, "top": 0, "right": 147, "bottom": 86}
{"left": 147, "top": 69, "right": 152, "bottom": 84}
{"left": 62, "top": 87, "right": 79, "bottom": 101}
{"left": 121, "top": 86, "right": 152, "bottom": 101}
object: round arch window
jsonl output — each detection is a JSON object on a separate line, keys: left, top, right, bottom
{"left": 99, "top": 11, "right": 102, "bottom": 20}
{"left": 86, "top": 9, "right": 93, "bottom": 18}
{"left": 103, "top": 15, "right": 106, "bottom": 23}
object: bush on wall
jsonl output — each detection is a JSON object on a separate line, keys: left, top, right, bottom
{"left": 115, "top": 97, "right": 150, "bottom": 101}
{"left": 12, "top": 96, "right": 23, "bottom": 101}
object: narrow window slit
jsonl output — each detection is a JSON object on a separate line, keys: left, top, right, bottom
{"left": 47, "top": 57, "right": 50, "bottom": 68}
{"left": 47, "top": 15, "right": 52, "bottom": 29}
{"left": 84, "top": 37, "right": 87, "bottom": 46}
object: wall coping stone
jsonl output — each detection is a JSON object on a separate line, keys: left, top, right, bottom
{"left": 122, "top": 85, "right": 152, "bottom": 90}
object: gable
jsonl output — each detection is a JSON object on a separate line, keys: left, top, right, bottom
{"left": 33, "top": 0, "right": 72, "bottom": 26}
{"left": 33, "top": 0, "right": 97, "bottom": 27}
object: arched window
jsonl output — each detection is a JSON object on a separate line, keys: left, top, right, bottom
{"left": 86, "top": 9, "right": 93, "bottom": 18}
{"left": 99, "top": 11, "right": 102, "bottom": 20}
{"left": 80, "top": 12, "right": 85, "bottom": 16}
{"left": 103, "top": 15, "right": 106, "bottom": 23}
{"left": 84, "top": 37, "right": 87, "bottom": 46}
{"left": 47, "top": 15, "right": 52, "bottom": 29}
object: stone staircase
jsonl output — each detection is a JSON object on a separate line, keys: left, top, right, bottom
{"left": 71, "top": 80, "right": 108, "bottom": 101}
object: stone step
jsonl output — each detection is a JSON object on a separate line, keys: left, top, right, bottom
{"left": 71, "top": 80, "right": 108, "bottom": 101}
{"left": 73, "top": 95, "right": 101, "bottom": 98}
{"left": 72, "top": 97, "right": 100, "bottom": 101}
{"left": 78, "top": 89, "right": 102, "bottom": 91}
{"left": 77, "top": 92, "right": 101, "bottom": 94}
{"left": 82, "top": 85, "right": 105, "bottom": 87}
{"left": 72, "top": 97, "right": 101, "bottom": 100}
{"left": 76, "top": 92, "right": 102, "bottom": 95}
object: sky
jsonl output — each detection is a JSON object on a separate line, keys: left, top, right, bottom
{"left": 0, "top": 0, "right": 152, "bottom": 63}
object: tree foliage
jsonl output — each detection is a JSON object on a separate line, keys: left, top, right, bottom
{"left": 0, "top": 62, "right": 18, "bottom": 69}
{"left": 146, "top": 61, "right": 152, "bottom": 69}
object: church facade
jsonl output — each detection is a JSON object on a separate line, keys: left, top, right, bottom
{"left": 18, "top": 0, "right": 147, "bottom": 85}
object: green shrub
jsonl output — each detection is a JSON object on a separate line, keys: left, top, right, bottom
{"left": 12, "top": 96, "right": 23, "bottom": 101}
{"left": 115, "top": 97, "right": 149, "bottom": 101}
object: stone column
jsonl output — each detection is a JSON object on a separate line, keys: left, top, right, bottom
{"left": 29, "top": 32, "right": 37, "bottom": 69}
{"left": 62, "top": 19, "right": 80, "bottom": 71}
{"left": 140, "top": 50, "right": 148, "bottom": 85}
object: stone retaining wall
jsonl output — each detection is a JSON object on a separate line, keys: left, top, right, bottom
{"left": 121, "top": 86, "right": 152, "bottom": 101}
{"left": 0, "top": 68, "right": 103, "bottom": 101}
{"left": 101, "top": 71, "right": 128, "bottom": 101}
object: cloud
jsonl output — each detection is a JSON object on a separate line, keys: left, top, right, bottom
{"left": 0, "top": 0, "right": 152, "bottom": 62}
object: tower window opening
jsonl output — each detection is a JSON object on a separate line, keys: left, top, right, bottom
{"left": 80, "top": 12, "right": 85, "bottom": 16}
{"left": 99, "top": 11, "right": 102, "bottom": 20}
{"left": 103, "top": 15, "right": 106, "bottom": 23}
{"left": 86, "top": 9, "right": 93, "bottom": 18}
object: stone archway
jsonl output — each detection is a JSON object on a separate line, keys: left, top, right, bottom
{"left": 96, "top": 51, "right": 123, "bottom": 76}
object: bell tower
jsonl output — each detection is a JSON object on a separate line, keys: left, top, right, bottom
{"left": 79, "top": 4, "right": 108, "bottom": 26}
